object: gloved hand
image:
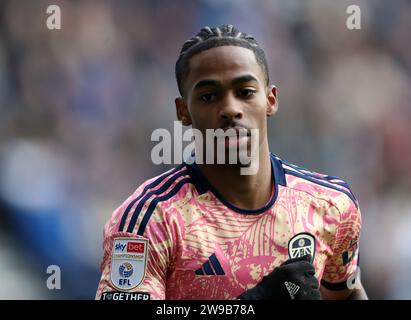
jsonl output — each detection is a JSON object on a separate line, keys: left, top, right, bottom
{"left": 237, "top": 255, "right": 321, "bottom": 300}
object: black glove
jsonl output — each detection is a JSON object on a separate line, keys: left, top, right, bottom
{"left": 237, "top": 255, "right": 321, "bottom": 300}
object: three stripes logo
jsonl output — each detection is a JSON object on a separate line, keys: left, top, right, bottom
{"left": 284, "top": 281, "right": 300, "bottom": 300}
{"left": 195, "top": 254, "right": 225, "bottom": 275}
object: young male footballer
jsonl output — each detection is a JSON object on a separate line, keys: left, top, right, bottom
{"left": 96, "top": 25, "right": 367, "bottom": 300}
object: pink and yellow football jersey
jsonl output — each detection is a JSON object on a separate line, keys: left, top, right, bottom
{"left": 96, "top": 153, "right": 361, "bottom": 300}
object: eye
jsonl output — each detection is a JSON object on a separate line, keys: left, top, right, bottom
{"left": 238, "top": 88, "right": 256, "bottom": 98}
{"left": 199, "top": 93, "right": 217, "bottom": 103}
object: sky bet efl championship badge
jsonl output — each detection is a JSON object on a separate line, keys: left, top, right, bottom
{"left": 288, "top": 233, "right": 316, "bottom": 263}
{"left": 110, "top": 237, "right": 148, "bottom": 290}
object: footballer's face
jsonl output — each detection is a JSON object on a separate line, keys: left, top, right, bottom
{"left": 175, "top": 45, "right": 277, "bottom": 161}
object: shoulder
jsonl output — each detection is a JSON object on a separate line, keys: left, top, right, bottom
{"left": 273, "top": 154, "right": 360, "bottom": 213}
{"left": 104, "top": 164, "right": 197, "bottom": 237}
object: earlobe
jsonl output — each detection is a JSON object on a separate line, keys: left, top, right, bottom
{"left": 266, "top": 85, "right": 278, "bottom": 117}
{"left": 175, "top": 97, "right": 192, "bottom": 126}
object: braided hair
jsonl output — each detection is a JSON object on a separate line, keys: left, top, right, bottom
{"left": 175, "top": 24, "right": 270, "bottom": 96}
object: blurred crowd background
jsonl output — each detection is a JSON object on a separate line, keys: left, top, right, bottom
{"left": 0, "top": 0, "right": 410, "bottom": 299}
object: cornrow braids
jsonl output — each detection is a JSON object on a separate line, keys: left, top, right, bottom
{"left": 175, "top": 24, "right": 270, "bottom": 96}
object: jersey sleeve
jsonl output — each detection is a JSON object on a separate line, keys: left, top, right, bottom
{"left": 95, "top": 202, "right": 174, "bottom": 300}
{"left": 321, "top": 196, "right": 362, "bottom": 291}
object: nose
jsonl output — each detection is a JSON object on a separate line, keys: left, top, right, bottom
{"left": 218, "top": 94, "right": 243, "bottom": 121}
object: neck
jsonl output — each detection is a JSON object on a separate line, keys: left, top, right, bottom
{"left": 197, "top": 145, "right": 272, "bottom": 210}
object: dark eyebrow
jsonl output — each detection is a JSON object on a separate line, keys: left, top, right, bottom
{"left": 231, "top": 75, "right": 259, "bottom": 86}
{"left": 193, "top": 75, "right": 259, "bottom": 91}
{"left": 193, "top": 80, "right": 220, "bottom": 91}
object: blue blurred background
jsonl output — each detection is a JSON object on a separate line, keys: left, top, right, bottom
{"left": 0, "top": 0, "right": 410, "bottom": 299}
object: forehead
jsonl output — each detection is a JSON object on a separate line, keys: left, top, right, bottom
{"left": 185, "top": 46, "right": 264, "bottom": 89}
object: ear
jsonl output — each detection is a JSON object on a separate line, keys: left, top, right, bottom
{"left": 266, "top": 85, "right": 278, "bottom": 117}
{"left": 175, "top": 97, "right": 192, "bottom": 126}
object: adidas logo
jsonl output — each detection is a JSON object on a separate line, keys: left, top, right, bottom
{"left": 194, "top": 254, "right": 225, "bottom": 275}
{"left": 284, "top": 281, "right": 300, "bottom": 299}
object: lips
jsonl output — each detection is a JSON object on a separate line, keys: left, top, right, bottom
{"left": 215, "top": 127, "right": 250, "bottom": 149}
{"left": 220, "top": 127, "right": 251, "bottom": 137}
